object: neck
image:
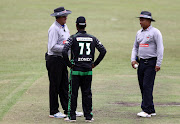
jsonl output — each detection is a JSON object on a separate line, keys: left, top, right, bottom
{"left": 78, "top": 29, "right": 85, "bottom": 32}
{"left": 143, "top": 25, "right": 150, "bottom": 30}
{"left": 56, "top": 20, "right": 64, "bottom": 25}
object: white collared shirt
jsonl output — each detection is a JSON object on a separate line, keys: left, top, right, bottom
{"left": 47, "top": 21, "right": 70, "bottom": 56}
{"left": 131, "top": 25, "right": 164, "bottom": 67}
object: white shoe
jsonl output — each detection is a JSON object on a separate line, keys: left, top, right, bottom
{"left": 137, "top": 112, "right": 151, "bottom": 118}
{"left": 150, "top": 113, "right": 156, "bottom": 116}
{"left": 49, "top": 112, "right": 66, "bottom": 118}
{"left": 76, "top": 111, "right": 83, "bottom": 117}
{"left": 85, "top": 118, "right": 94, "bottom": 123}
{"left": 64, "top": 117, "right": 76, "bottom": 122}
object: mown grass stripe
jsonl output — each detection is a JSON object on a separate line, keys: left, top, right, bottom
{"left": 0, "top": 74, "right": 42, "bottom": 120}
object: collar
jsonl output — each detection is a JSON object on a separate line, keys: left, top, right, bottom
{"left": 55, "top": 21, "right": 66, "bottom": 28}
{"left": 77, "top": 31, "right": 86, "bottom": 34}
{"left": 141, "top": 25, "right": 152, "bottom": 32}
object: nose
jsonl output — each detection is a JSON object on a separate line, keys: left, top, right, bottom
{"left": 140, "top": 20, "right": 142, "bottom": 25}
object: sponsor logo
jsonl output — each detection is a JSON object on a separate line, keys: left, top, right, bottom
{"left": 146, "top": 36, "right": 150, "bottom": 41}
{"left": 63, "top": 40, "right": 66, "bottom": 44}
{"left": 78, "top": 57, "right": 92, "bottom": 61}
{"left": 139, "top": 44, "right": 149, "bottom": 47}
{"left": 76, "top": 37, "right": 93, "bottom": 41}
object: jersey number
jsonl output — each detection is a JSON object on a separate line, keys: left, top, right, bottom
{"left": 79, "top": 43, "right": 91, "bottom": 55}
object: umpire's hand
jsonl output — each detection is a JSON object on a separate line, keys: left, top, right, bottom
{"left": 155, "top": 66, "right": 160, "bottom": 72}
{"left": 131, "top": 61, "right": 138, "bottom": 69}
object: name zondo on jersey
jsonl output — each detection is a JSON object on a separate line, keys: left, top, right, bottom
{"left": 78, "top": 57, "right": 92, "bottom": 61}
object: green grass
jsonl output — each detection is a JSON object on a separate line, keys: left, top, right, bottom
{"left": 0, "top": 0, "right": 180, "bottom": 123}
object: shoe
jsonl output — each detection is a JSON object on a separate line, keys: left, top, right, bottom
{"left": 64, "top": 117, "right": 76, "bottom": 122}
{"left": 85, "top": 118, "right": 94, "bottom": 123}
{"left": 49, "top": 112, "right": 66, "bottom": 118}
{"left": 150, "top": 113, "right": 156, "bottom": 116}
{"left": 137, "top": 112, "right": 151, "bottom": 118}
{"left": 76, "top": 111, "right": 83, "bottom": 117}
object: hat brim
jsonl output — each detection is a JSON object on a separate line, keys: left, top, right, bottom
{"left": 136, "top": 17, "right": 155, "bottom": 22}
{"left": 51, "top": 10, "right": 72, "bottom": 17}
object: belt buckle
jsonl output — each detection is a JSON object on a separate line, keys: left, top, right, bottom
{"left": 144, "top": 59, "right": 148, "bottom": 64}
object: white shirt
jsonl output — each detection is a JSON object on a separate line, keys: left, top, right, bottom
{"left": 47, "top": 21, "right": 70, "bottom": 56}
{"left": 131, "top": 25, "right": 164, "bottom": 67}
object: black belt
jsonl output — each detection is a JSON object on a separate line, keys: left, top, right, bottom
{"left": 140, "top": 57, "right": 157, "bottom": 61}
{"left": 45, "top": 52, "right": 63, "bottom": 61}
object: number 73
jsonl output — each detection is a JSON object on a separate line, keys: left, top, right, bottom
{"left": 79, "top": 42, "right": 91, "bottom": 55}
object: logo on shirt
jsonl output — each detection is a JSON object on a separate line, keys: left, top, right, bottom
{"left": 139, "top": 44, "right": 149, "bottom": 47}
{"left": 63, "top": 40, "right": 67, "bottom": 44}
{"left": 146, "top": 36, "right": 150, "bottom": 41}
{"left": 76, "top": 37, "right": 93, "bottom": 41}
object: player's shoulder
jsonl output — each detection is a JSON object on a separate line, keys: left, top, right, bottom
{"left": 86, "top": 33, "right": 99, "bottom": 42}
{"left": 68, "top": 33, "right": 82, "bottom": 42}
{"left": 151, "top": 27, "right": 161, "bottom": 32}
{"left": 136, "top": 29, "right": 142, "bottom": 34}
{"left": 48, "top": 22, "right": 59, "bottom": 32}
{"left": 151, "top": 27, "right": 162, "bottom": 36}
{"left": 86, "top": 33, "right": 95, "bottom": 38}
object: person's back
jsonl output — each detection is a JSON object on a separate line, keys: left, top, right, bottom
{"left": 63, "top": 16, "right": 106, "bottom": 122}
{"left": 67, "top": 31, "right": 106, "bottom": 72}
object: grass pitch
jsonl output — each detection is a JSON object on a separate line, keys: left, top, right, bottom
{"left": 0, "top": 0, "right": 180, "bottom": 123}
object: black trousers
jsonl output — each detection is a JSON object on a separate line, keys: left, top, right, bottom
{"left": 137, "top": 57, "right": 157, "bottom": 114}
{"left": 46, "top": 56, "right": 68, "bottom": 115}
{"left": 68, "top": 74, "right": 93, "bottom": 120}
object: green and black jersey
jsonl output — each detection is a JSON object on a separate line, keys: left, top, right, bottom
{"left": 63, "top": 31, "right": 106, "bottom": 72}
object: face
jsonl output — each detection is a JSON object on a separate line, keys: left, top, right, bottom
{"left": 57, "top": 16, "right": 67, "bottom": 25}
{"left": 139, "top": 18, "right": 151, "bottom": 29}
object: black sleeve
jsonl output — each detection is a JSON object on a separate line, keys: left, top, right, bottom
{"left": 94, "top": 38, "right": 107, "bottom": 66}
{"left": 62, "top": 36, "right": 73, "bottom": 67}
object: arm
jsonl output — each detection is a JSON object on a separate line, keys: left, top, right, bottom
{"left": 62, "top": 36, "right": 73, "bottom": 68}
{"left": 155, "top": 29, "right": 164, "bottom": 71}
{"left": 131, "top": 34, "right": 139, "bottom": 69}
{"left": 94, "top": 38, "right": 107, "bottom": 67}
{"left": 48, "top": 28, "right": 64, "bottom": 53}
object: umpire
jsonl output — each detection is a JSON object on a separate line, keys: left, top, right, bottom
{"left": 63, "top": 16, "right": 106, "bottom": 122}
{"left": 131, "top": 11, "right": 164, "bottom": 117}
{"left": 45, "top": 7, "right": 71, "bottom": 118}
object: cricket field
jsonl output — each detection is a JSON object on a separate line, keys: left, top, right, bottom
{"left": 0, "top": 0, "right": 180, "bottom": 123}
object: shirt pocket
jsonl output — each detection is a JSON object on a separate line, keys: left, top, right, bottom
{"left": 136, "top": 35, "right": 143, "bottom": 43}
